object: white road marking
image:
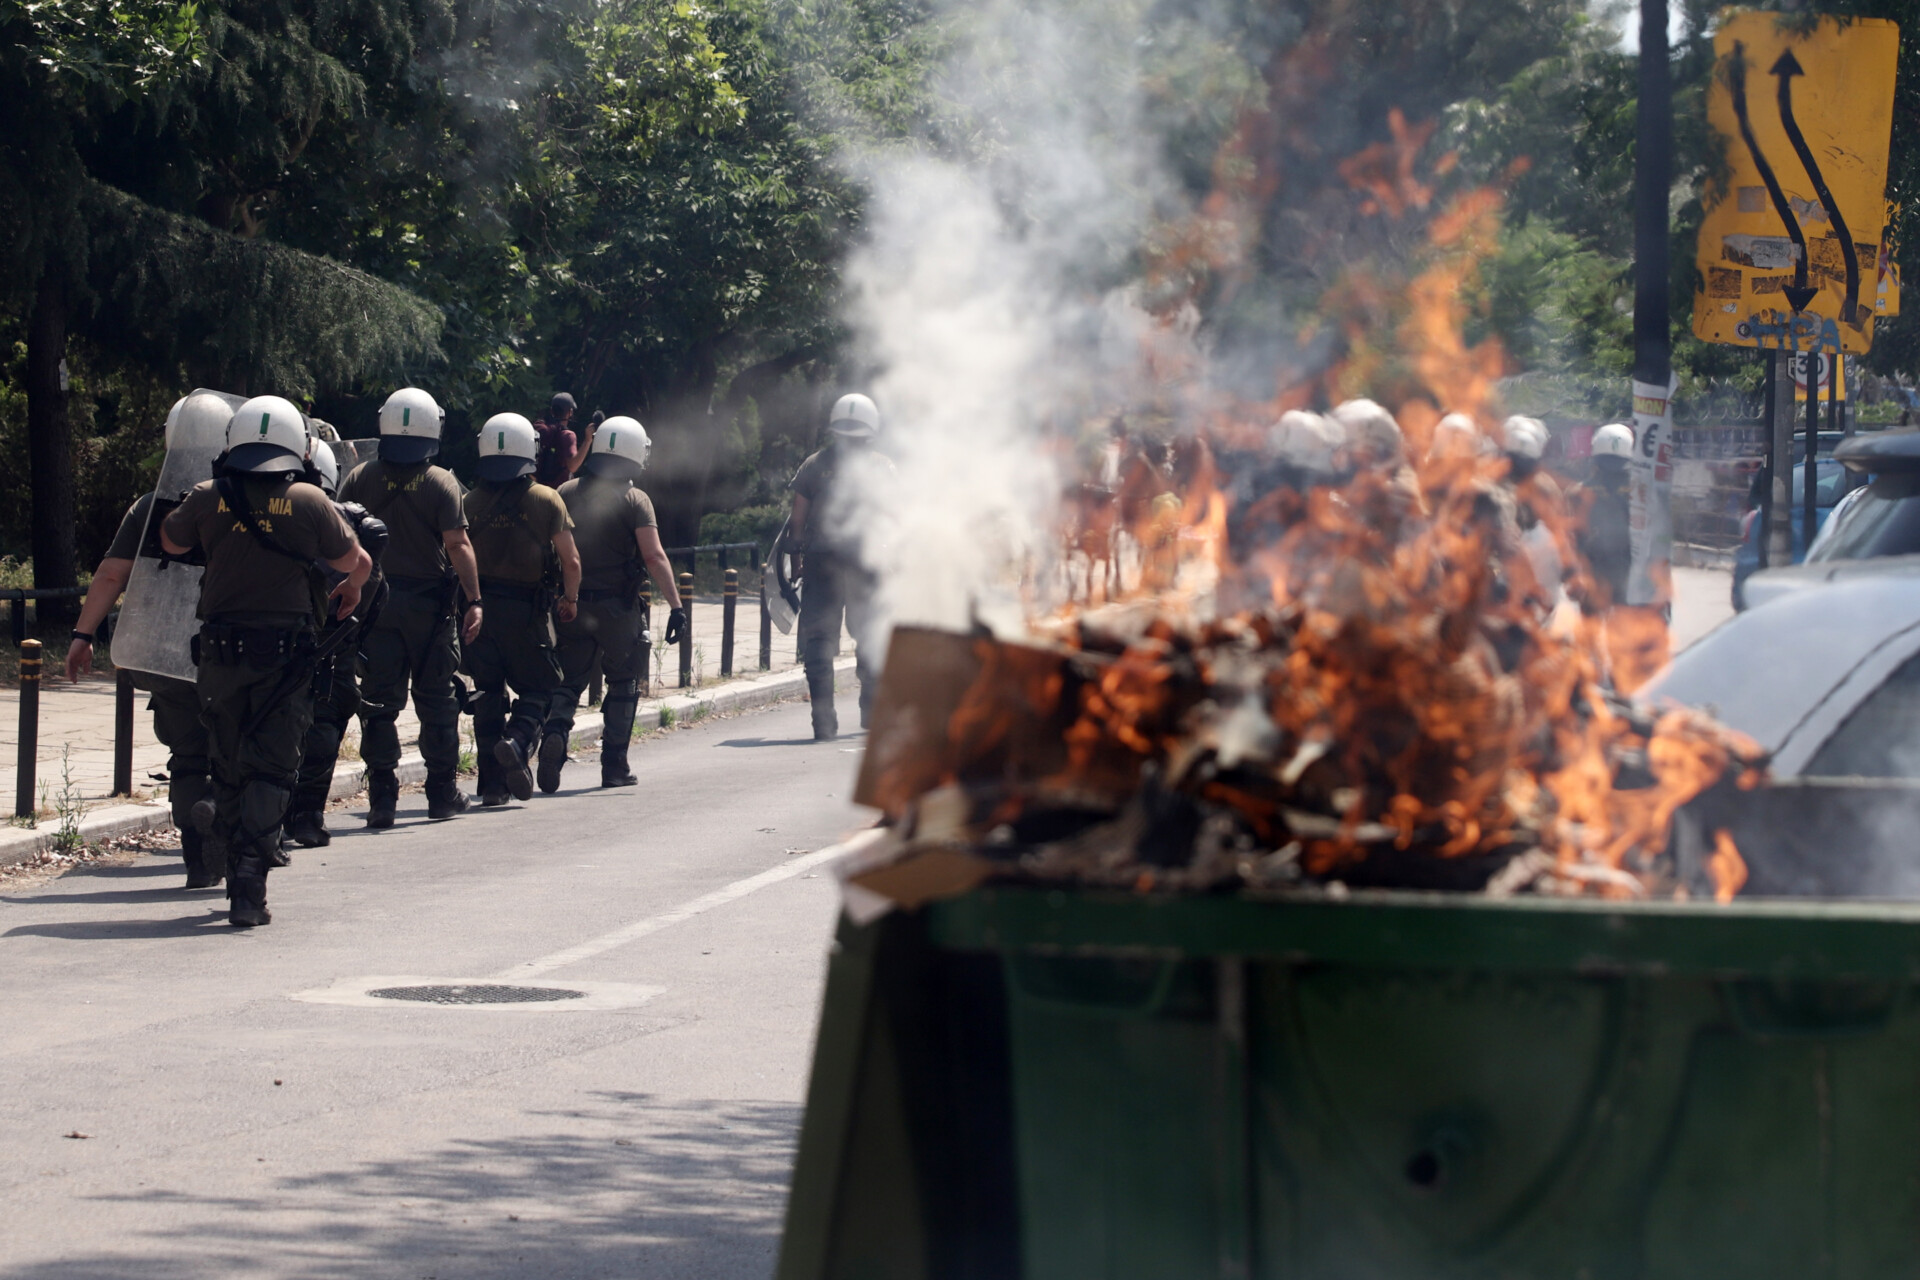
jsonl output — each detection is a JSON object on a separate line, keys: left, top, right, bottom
{"left": 492, "top": 845, "right": 847, "bottom": 980}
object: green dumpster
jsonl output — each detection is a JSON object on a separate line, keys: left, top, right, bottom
{"left": 777, "top": 887, "right": 1920, "bottom": 1280}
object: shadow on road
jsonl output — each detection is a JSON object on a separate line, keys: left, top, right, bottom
{"left": 1, "top": 1095, "right": 801, "bottom": 1280}
{"left": 4, "top": 909, "right": 229, "bottom": 939}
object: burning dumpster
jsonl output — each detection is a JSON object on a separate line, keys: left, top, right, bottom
{"left": 773, "top": 591, "right": 1916, "bottom": 1278}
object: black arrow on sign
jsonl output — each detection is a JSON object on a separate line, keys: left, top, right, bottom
{"left": 1729, "top": 42, "right": 1817, "bottom": 312}
{"left": 1772, "top": 49, "right": 1864, "bottom": 328}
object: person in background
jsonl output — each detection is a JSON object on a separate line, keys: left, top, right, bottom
{"left": 542, "top": 417, "right": 684, "bottom": 791}
{"left": 788, "top": 393, "right": 893, "bottom": 742}
{"left": 284, "top": 440, "right": 389, "bottom": 849}
{"left": 1575, "top": 423, "right": 1635, "bottom": 608}
{"left": 534, "top": 393, "right": 594, "bottom": 488}
{"left": 67, "top": 493, "right": 219, "bottom": 889}
{"left": 464, "top": 413, "right": 582, "bottom": 804}
{"left": 337, "top": 387, "right": 481, "bottom": 828}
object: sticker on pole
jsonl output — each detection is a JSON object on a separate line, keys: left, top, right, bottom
{"left": 1691, "top": 12, "right": 1900, "bottom": 355}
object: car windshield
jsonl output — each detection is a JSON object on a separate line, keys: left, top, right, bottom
{"left": 1808, "top": 471, "right": 1920, "bottom": 562}
{"left": 1806, "top": 648, "right": 1920, "bottom": 777}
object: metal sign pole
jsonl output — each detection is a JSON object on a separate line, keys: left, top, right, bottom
{"left": 1803, "top": 349, "right": 1821, "bottom": 555}
{"left": 1769, "top": 346, "right": 1797, "bottom": 566}
{"left": 1628, "top": 0, "right": 1673, "bottom": 607}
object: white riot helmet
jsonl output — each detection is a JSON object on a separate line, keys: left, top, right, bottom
{"left": 377, "top": 387, "right": 444, "bottom": 463}
{"left": 310, "top": 438, "right": 340, "bottom": 495}
{"left": 828, "top": 393, "right": 880, "bottom": 440}
{"left": 1502, "top": 415, "right": 1548, "bottom": 461}
{"left": 1271, "top": 410, "right": 1343, "bottom": 476}
{"left": 476, "top": 412, "right": 538, "bottom": 482}
{"left": 1592, "top": 422, "right": 1635, "bottom": 460}
{"left": 1329, "top": 398, "right": 1404, "bottom": 467}
{"left": 1428, "top": 412, "right": 1480, "bottom": 462}
{"left": 224, "top": 395, "right": 310, "bottom": 475}
{"left": 583, "top": 416, "right": 651, "bottom": 479}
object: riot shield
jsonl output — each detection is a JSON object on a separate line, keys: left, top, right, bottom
{"left": 112, "top": 390, "right": 244, "bottom": 681}
{"left": 763, "top": 516, "right": 801, "bottom": 634}
{"left": 332, "top": 437, "right": 381, "bottom": 475}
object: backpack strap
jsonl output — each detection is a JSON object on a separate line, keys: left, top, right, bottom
{"left": 215, "top": 476, "right": 313, "bottom": 565}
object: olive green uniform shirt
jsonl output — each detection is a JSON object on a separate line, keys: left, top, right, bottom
{"left": 105, "top": 492, "right": 154, "bottom": 562}
{"left": 464, "top": 480, "right": 572, "bottom": 586}
{"left": 555, "top": 476, "right": 656, "bottom": 592}
{"left": 162, "top": 478, "right": 355, "bottom": 619}
{"left": 337, "top": 460, "right": 467, "bottom": 581}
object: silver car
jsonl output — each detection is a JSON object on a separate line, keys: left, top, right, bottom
{"left": 1644, "top": 568, "right": 1920, "bottom": 896}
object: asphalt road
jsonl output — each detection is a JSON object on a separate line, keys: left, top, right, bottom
{"left": 0, "top": 691, "right": 867, "bottom": 1279}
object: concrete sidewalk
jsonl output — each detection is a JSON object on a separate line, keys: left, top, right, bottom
{"left": 0, "top": 598, "right": 844, "bottom": 868}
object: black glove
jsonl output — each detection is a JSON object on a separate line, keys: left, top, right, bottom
{"left": 665, "top": 607, "right": 687, "bottom": 645}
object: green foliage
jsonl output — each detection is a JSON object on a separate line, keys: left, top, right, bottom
{"left": 698, "top": 501, "right": 784, "bottom": 550}
{"left": 84, "top": 181, "right": 444, "bottom": 394}
{"left": 1, "top": 0, "right": 203, "bottom": 101}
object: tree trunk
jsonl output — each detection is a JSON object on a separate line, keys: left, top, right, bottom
{"left": 27, "top": 273, "right": 78, "bottom": 625}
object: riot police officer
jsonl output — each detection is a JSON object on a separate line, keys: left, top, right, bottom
{"left": 1575, "top": 423, "right": 1635, "bottom": 608}
{"left": 67, "top": 493, "right": 219, "bottom": 888}
{"left": 464, "top": 413, "right": 581, "bottom": 804}
{"left": 337, "top": 388, "right": 482, "bottom": 827}
{"left": 159, "top": 396, "right": 370, "bottom": 927}
{"left": 788, "top": 393, "right": 893, "bottom": 742}
{"left": 543, "top": 417, "right": 684, "bottom": 791}
{"left": 284, "top": 440, "right": 389, "bottom": 847}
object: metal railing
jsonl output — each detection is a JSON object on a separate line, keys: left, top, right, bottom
{"left": 4, "top": 585, "right": 87, "bottom": 645}
{"left": 655, "top": 542, "right": 767, "bottom": 690}
{"left": 73, "top": 542, "right": 780, "bottom": 812}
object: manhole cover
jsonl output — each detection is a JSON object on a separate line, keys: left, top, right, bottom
{"left": 367, "top": 984, "right": 586, "bottom": 1005}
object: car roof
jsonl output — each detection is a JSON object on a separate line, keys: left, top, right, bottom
{"left": 1642, "top": 570, "right": 1920, "bottom": 773}
{"left": 1742, "top": 552, "right": 1920, "bottom": 612}
{"left": 1836, "top": 428, "right": 1920, "bottom": 472}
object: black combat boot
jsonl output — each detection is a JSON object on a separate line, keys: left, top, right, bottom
{"left": 425, "top": 774, "right": 469, "bottom": 820}
{"left": 536, "top": 730, "right": 568, "bottom": 794}
{"left": 366, "top": 769, "right": 398, "bottom": 829}
{"left": 601, "top": 751, "right": 638, "bottom": 787}
{"left": 805, "top": 660, "right": 837, "bottom": 741}
{"left": 227, "top": 850, "right": 272, "bottom": 928}
{"left": 181, "top": 828, "right": 222, "bottom": 890}
{"left": 476, "top": 755, "right": 507, "bottom": 807}
{"left": 493, "top": 734, "right": 535, "bottom": 801}
{"left": 286, "top": 810, "right": 331, "bottom": 848}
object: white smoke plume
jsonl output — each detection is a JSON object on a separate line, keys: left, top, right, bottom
{"left": 827, "top": 0, "right": 1196, "bottom": 647}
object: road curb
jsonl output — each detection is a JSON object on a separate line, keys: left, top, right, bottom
{"left": 0, "top": 658, "right": 846, "bottom": 869}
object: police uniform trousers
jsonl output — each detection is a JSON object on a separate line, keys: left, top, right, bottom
{"left": 291, "top": 631, "right": 362, "bottom": 818}
{"left": 799, "top": 553, "right": 878, "bottom": 737}
{"left": 548, "top": 594, "right": 645, "bottom": 777}
{"left": 357, "top": 581, "right": 461, "bottom": 786}
{"left": 129, "top": 671, "right": 214, "bottom": 869}
{"left": 463, "top": 589, "right": 562, "bottom": 794}
{"left": 195, "top": 614, "right": 317, "bottom": 904}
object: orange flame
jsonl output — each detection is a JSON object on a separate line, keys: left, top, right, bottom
{"left": 1709, "top": 828, "right": 1748, "bottom": 903}
{"left": 884, "top": 106, "right": 1765, "bottom": 901}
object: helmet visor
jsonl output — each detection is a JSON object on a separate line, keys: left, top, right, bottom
{"left": 227, "top": 442, "right": 306, "bottom": 474}
{"left": 582, "top": 451, "right": 644, "bottom": 480}
{"left": 475, "top": 454, "right": 536, "bottom": 482}
{"left": 378, "top": 435, "right": 441, "bottom": 464}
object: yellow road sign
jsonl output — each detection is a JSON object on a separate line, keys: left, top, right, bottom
{"left": 1692, "top": 12, "right": 1900, "bottom": 355}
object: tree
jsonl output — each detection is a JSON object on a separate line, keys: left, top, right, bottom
{"left": 0, "top": 0, "right": 446, "bottom": 599}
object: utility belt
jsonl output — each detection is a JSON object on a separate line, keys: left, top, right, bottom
{"left": 195, "top": 622, "right": 316, "bottom": 669}
{"left": 577, "top": 587, "right": 629, "bottom": 604}
{"left": 478, "top": 578, "right": 544, "bottom": 604}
